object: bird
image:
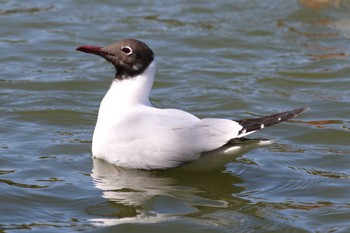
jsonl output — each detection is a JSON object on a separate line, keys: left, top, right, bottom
{"left": 76, "top": 38, "right": 308, "bottom": 170}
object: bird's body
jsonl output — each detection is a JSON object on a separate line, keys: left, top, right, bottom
{"left": 77, "top": 39, "right": 308, "bottom": 170}
{"left": 91, "top": 61, "right": 246, "bottom": 169}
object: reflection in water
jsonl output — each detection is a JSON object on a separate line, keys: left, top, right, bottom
{"left": 280, "top": 0, "right": 350, "bottom": 61}
{"left": 179, "top": 139, "right": 272, "bottom": 171}
{"left": 299, "top": 0, "right": 342, "bottom": 9}
{"left": 89, "top": 140, "right": 269, "bottom": 226}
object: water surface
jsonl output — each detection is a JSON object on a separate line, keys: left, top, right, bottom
{"left": 1, "top": 0, "right": 350, "bottom": 232}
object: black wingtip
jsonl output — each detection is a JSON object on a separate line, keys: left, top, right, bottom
{"left": 293, "top": 106, "right": 310, "bottom": 115}
{"left": 236, "top": 106, "right": 309, "bottom": 136}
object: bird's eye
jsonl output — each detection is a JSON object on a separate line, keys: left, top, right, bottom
{"left": 121, "top": 46, "right": 133, "bottom": 55}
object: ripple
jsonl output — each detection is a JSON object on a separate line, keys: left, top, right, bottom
{"left": 0, "top": 178, "right": 48, "bottom": 189}
{"left": 36, "top": 177, "right": 65, "bottom": 183}
{"left": 0, "top": 6, "right": 54, "bottom": 15}
{"left": 236, "top": 154, "right": 350, "bottom": 208}
{"left": 0, "top": 39, "right": 27, "bottom": 43}
{"left": 290, "top": 119, "right": 343, "bottom": 129}
{"left": 266, "top": 174, "right": 324, "bottom": 200}
{"left": 297, "top": 167, "right": 350, "bottom": 179}
{"left": 0, "top": 170, "right": 16, "bottom": 175}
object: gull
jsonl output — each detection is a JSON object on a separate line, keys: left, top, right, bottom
{"left": 76, "top": 38, "right": 308, "bottom": 170}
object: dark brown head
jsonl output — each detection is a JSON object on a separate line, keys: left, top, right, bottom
{"left": 76, "top": 38, "right": 154, "bottom": 80}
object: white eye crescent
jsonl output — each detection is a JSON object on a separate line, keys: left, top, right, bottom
{"left": 121, "top": 46, "right": 133, "bottom": 55}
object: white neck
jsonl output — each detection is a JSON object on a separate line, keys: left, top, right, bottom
{"left": 97, "top": 60, "right": 156, "bottom": 119}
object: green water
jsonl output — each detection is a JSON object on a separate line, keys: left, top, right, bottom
{"left": 1, "top": 0, "right": 349, "bottom": 232}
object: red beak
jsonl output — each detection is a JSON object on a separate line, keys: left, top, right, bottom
{"left": 76, "top": 45, "right": 108, "bottom": 57}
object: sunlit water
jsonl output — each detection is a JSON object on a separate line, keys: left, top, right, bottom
{"left": 1, "top": 0, "right": 350, "bottom": 232}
